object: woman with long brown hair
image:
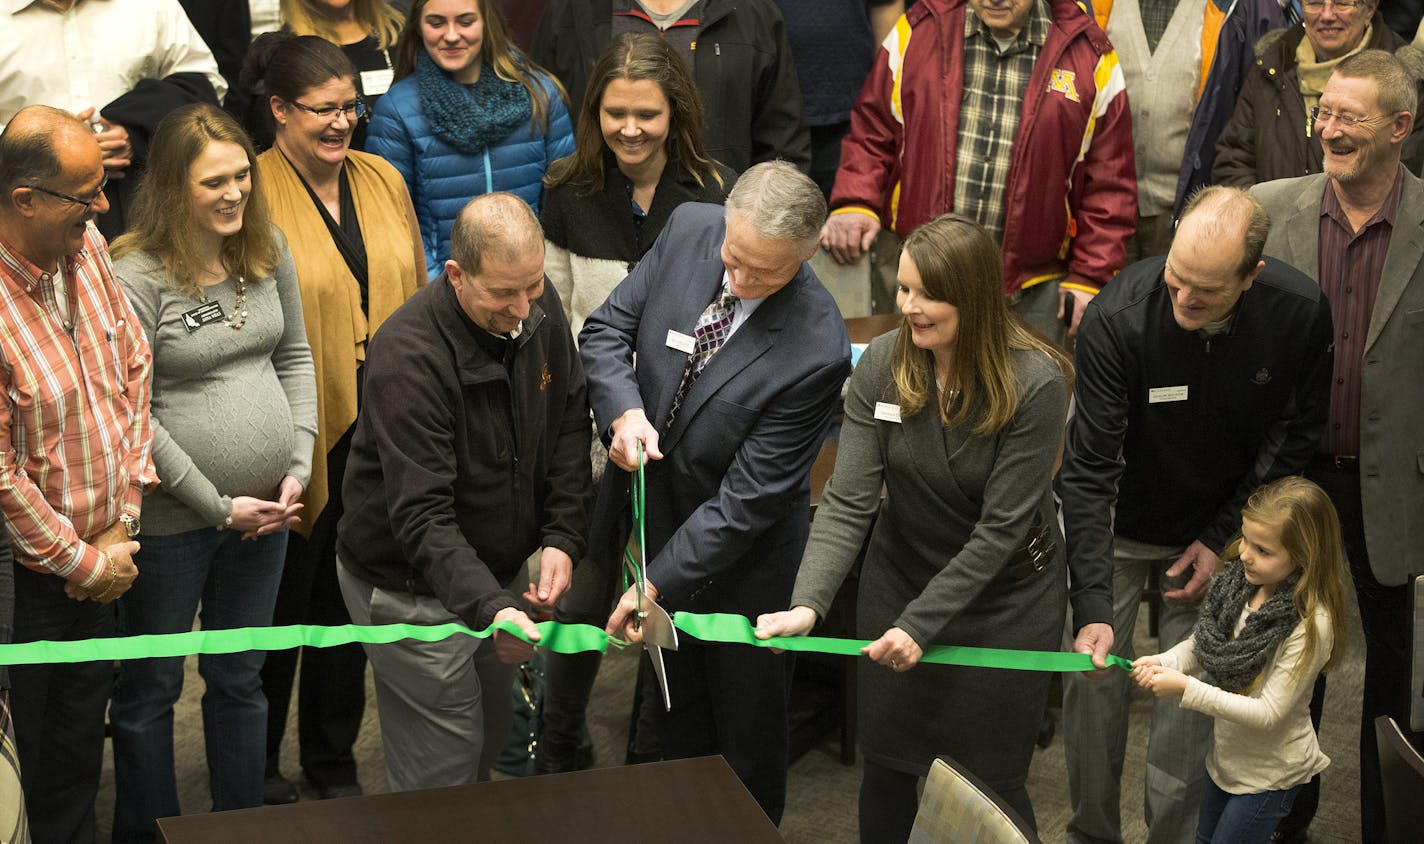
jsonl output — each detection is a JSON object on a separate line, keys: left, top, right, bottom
{"left": 109, "top": 102, "right": 317, "bottom": 839}
{"left": 758, "top": 213, "right": 1073, "bottom": 842}
{"left": 367, "top": 0, "right": 573, "bottom": 277}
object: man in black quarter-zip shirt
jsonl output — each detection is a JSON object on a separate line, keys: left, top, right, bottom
{"left": 1059, "top": 185, "right": 1333, "bottom": 844}
{"left": 335, "top": 192, "right": 593, "bottom": 792}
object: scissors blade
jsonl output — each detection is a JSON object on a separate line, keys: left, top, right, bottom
{"left": 647, "top": 643, "right": 673, "bottom": 712}
{"left": 638, "top": 599, "right": 678, "bottom": 650}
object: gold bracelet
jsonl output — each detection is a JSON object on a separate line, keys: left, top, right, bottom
{"left": 94, "top": 551, "right": 117, "bottom": 600}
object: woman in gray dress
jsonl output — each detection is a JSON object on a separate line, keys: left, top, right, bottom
{"left": 758, "top": 213, "right": 1072, "bottom": 842}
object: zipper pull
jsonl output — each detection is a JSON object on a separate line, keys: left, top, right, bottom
{"left": 715, "top": 43, "right": 721, "bottom": 56}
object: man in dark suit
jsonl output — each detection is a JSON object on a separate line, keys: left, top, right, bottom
{"left": 1252, "top": 49, "right": 1424, "bottom": 844}
{"left": 579, "top": 161, "right": 851, "bottom": 822}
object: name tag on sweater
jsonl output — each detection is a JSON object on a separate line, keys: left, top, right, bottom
{"left": 874, "top": 402, "right": 902, "bottom": 423}
{"left": 666, "top": 330, "right": 695, "bottom": 354}
{"left": 181, "top": 301, "right": 225, "bottom": 333}
{"left": 1148, "top": 385, "right": 1189, "bottom": 404}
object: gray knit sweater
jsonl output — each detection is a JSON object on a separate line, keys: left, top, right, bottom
{"left": 115, "top": 236, "right": 317, "bottom": 536}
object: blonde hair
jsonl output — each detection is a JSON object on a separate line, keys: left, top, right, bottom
{"left": 892, "top": 214, "right": 1073, "bottom": 432}
{"left": 1222, "top": 476, "right": 1350, "bottom": 682}
{"left": 281, "top": 0, "right": 403, "bottom": 50}
{"left": 111, "top": 104, "right": 279, "bottom": 295}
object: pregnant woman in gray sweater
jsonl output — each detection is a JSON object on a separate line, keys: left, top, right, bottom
{"left": 107, "top": 103, "right": 317, "bottom": 842}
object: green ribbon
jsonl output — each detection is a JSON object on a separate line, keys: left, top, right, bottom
{"left": 0, "top": 613, "right": 1129, "bottom": 672}
{"left": 0, "top": 620, "right": 612, "bottom": 666}
{"left": 673, "top": 612, "right": 1133, "bottom": 672}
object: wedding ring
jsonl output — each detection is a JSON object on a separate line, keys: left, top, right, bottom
{"left": 891, "top": 658, "right": 899, "bottom": 669}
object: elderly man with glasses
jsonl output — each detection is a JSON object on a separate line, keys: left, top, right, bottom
{"left": 1252, "top": 49, "right": 1424, "bottom": 844}
{"left": 1214, "top": 0, "right": 1424, "bottom": 187}
{"left": 0, "top": 105, "right": 156, "bottom": 844}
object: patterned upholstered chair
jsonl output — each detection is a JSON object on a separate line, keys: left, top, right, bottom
{"left": 908, "top": 755, "right": 1039, "bottom": 844}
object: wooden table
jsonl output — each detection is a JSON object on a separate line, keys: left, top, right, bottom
{"left": 158, "top": 756, "right": 782, "bottom": 844}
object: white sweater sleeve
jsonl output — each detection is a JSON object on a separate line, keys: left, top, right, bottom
{"left": 1179, "top": 611, "right": 1333, "bottom": 731}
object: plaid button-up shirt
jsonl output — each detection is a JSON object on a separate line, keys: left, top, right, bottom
{"left": 955, "top": 1, "right": 1049, "bottom": 245}
{"left": 0, "top": 223, "right": 155, "bottom": 585}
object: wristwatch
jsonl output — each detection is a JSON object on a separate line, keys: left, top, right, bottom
{"left": 120, "top": 514, "right": 140, "bottom": 538}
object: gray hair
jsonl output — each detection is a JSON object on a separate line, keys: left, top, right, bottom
{"left": 1178, "top": 185, "right": 1271, "bottom": 277}
{"left": 448, "top": 192, "right": 543, "bottom": 275}
{"left": 724, "top": 160, "right": 826, "bottom": 252}
{"left": 1335, "top": 49, "right": 1418, "bottom": 119}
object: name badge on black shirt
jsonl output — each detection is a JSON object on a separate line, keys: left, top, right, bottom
{"left": 181, "top": 300, "right": 225, "bottom": 333}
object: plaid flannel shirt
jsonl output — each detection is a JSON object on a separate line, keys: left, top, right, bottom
{"left": 0, "top": 223, "right": 155, "bottom": 586}
{"left": 954, "top": 1, "right": 1049, "bottom": 245}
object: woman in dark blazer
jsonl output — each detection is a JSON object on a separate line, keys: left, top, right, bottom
{"left": 758, "top": 213, "right": 1073, "bottom": 843}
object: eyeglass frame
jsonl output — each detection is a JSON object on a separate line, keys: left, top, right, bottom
{"left": 1310, "top": 105, "right": 1394, "bottom": 130}
{"left": 28, "top": 172, "right": 109, "bottom": 211}
{"left": 284, "top": 97, "right": 368, "bottom": 122}
{"left": 1301, "top": 0, "right": 1366, "bottom": 10}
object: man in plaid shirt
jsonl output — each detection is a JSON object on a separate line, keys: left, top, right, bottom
{"left": 822, "top": 0, "right": 1136, "bottom": 345}
{"left": 0, "top": 105, "right": 155, "bottom": 843}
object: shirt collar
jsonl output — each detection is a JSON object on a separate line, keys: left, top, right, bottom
{"left": 0, "top": 223, "right": 92, "bottom": 293}
{"left": 10, "top": 0, "right": 92, "bottom": 14}
{"left": 965, "top": 0, "right": 1050, "bottom": 50}
{"left": 1321, "top": 162, "right": 1405, "bottom": 232}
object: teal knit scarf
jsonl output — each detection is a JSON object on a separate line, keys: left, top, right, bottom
{"left": 416, "top": 51, "right": 532, "bottom": 156}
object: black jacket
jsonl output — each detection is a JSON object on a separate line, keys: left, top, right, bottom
{"left": 541, "top": 152, "right": 737, "bottom": 265}
{"left": 336, "top": 277, "right": 593, "bottom": 629}
{"left": 1213, "top": 16, "right": 1424, "bottom": 187}
{"left": 531, "top": 0, "right": 811, "bottom": 174}
{"left": 1060, "top": 256, "right": 1333, "bottom": 630}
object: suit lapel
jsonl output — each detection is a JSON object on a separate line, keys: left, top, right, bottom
{"left": 1283, "top": 175, "right": 1327, "bottom": 282}
{"left": 1367, "top": 172, "right": 1424, "bottom": 351}
{"left": 650, "top": 256, "right": 727, "bottom": 428}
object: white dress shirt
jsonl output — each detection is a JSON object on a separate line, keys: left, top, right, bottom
{"left": 1, "top": 0, "right": 226, "bottom": 129}
{"left": 247, "top": 0, "right": 281, "bottom": 40}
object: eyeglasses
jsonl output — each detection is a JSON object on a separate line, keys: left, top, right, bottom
{"left": 1311, "top": 106, "right": 1388, "bottom": 129}
{"left": 1302, "top": 0, "right": 1363, "bottom": 9}
{"left": 286, "top": 98, "right": 367, "bottom": 121}
{"left": 29, "top": 172, "right": 109, "bottom": 211}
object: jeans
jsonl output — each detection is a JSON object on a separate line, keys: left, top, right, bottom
{"left": 1195, "top": 774, "right": 1299, "bottom": 844}
{"left": 109, "top": 528, "right": 287, "bottom": 842}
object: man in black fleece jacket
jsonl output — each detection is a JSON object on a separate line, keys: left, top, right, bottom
{"left": 335, "top": 193, "right": 593, "bottom": 792}
{"left": 1059, "top": 186, "right": 1334, "bottom": 844}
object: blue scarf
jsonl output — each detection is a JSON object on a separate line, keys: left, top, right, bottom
{"left": 416, "top": 51, "right": 532, "bottom": 156}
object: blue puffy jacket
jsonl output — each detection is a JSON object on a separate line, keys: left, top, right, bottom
{"left": 367, "top": 72, "right": 574, "bottom": 278}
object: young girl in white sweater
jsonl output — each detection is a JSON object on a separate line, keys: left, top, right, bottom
{"left": 1132, "top": 476, "right": 1349, "bottom": 844}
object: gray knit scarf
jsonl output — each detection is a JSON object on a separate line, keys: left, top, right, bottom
{"left": 1192, "top": 560, "right": 1302, "bottom": 692}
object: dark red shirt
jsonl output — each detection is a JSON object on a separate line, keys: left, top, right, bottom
{"left": 1316, "top": 165, "right": 1404, "bottom": 456}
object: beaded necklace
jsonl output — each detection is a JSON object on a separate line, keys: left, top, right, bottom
{"left": 200, "top": 275, "right": 249, "bottom": 330}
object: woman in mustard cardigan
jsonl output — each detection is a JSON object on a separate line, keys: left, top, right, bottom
{"left": 242, "top": 31, "right": 424, "bottom": 803}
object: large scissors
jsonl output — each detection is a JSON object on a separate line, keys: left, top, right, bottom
{"left": 624, "top": 442, "right": 678, "bottom": 711}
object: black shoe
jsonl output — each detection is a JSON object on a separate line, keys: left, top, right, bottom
{"left": 315, "top": 782, "right": 363, "bottom": 800}
{"left": 263, "top": 773, "right": 299, "bottom": 805}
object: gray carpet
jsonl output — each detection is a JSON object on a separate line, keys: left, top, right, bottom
{"left": 93, "top": 602, "right": 1365, "bottom": 842}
